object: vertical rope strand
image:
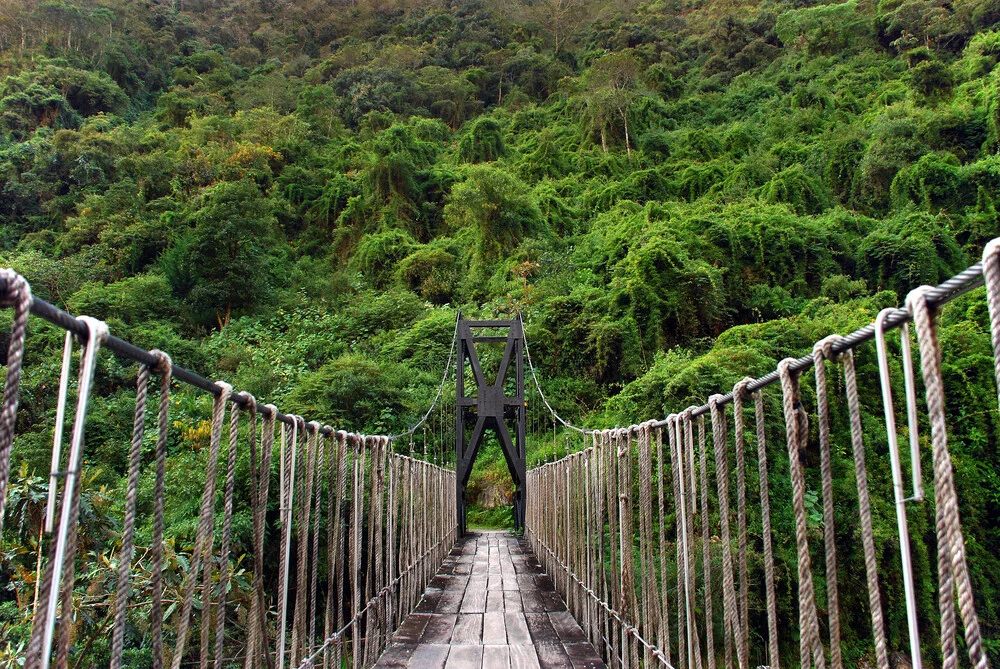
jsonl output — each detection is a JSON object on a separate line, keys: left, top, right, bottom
{"left": 777, "top": 359, "right": 826, "bottom": 669}
{"left": 698, "top": 412, "right": 714, "bottom": 669}
{"left": 0, "top": 269, "right": 31, "bottom": 539}
{"left": 813, "top": 339, "right": 843, "bottom": 669}
{"left": 906, "top": 287, "right": 989, "bottom": 669}
{"left": 730, "top": 383, "right": 751, "bottom": 667}
{"left": 109, "top": 362, "right": 151, "bottom": 669}
{"left": 708, "top": 395, "right": 747, "bottom": 669}
{"left": 149, "top": 352, "right": 172, "bottom": 669}
{"left": 840, "top": 350, "right": 889, "bottom": 669}
{"left": 213, "top": 399, "right": 241, "bottom": 668}
{"left": 655, "top": 426, "right": 672, "bottom": 667}
{"left": 752, "top": 387, "right": 780, "bottom": 669}
{"left": 171, "top": 381, "right": 232, "bottom": 669}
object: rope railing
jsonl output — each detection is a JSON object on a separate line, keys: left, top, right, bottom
{"left": 526, "top": 239, "right": 1000, "bottom": 669}
{"left": 0, "top": 273, "right": 457, "bottom": 669}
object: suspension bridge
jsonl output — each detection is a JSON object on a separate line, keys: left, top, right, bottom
{"left": 2, "top": 238, "right": 1000, "bottom": 669}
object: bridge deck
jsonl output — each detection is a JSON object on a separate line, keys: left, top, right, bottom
{"left": 375, "top": 531, "right": 605, "bottom": 669}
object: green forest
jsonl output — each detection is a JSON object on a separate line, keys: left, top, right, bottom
{"left": 2, "top": 0, "right": 1000, "bottom": 664}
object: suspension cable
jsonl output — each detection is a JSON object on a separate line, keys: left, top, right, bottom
{"left": 519, "top": 312, "right": 588, "bottom": 434}
{"left": 388, "top": 313, "right": 459, "bottom": 441}
{"left": 523, "top": 262, "right": 987, "bottom": 436}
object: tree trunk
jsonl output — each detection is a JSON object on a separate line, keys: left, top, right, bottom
{"left": 620, "top": 108, "right": 631, "bottom": 161}
{"left": 600, "top": 127, "right": 607, "bottom": 153}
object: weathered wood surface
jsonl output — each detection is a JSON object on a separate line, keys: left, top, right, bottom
{"left": 374, "top": 531, "right": 606, "bottom": 669}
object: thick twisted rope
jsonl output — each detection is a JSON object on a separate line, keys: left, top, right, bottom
{"left": 984, "top": 239, "right": 1000, "bottom": 411}
{"left": 839, "top": 347, "right": 889, "bottom": 669}
{"left": 777, "top": 359, "right": 826, "bottom": 669}
{"left": 708, "top": 395, "right": 746, "bottom": 669}
{"left": 293, "top": 420, "right": 319, "bottom": 665}
{"left": 813, "top": 337, "right": 843, "bottom": 669}
{"left": 309, "top": 429, "right": 326, "bottom": 655}
{"left": 334, "top": 431, "right": 348, "bottom": 634}
{"left": 730, "top": 382, "right": 751, "bottom": 666}
{"left": 109, "top": 361, "right": 152, "bottom": 669}
{"left": 214, "top": 398, "right": 242, "bottom": 668}
{"left": 749, "top": 384, "right": 779, "bottom": 669}
{"left": 906, "top": 287, "right": 990, "bottom": 669}
{"left": 351, "top": 435, "right": 364, "bottom": 669}
{"left": 697, "top": 410, "right": 714, "bottom": 669}
{"left": 322, "top": 431, "right": 338, "bottom": 668}
{"left": 639, "top": 423, "right": 658, "bottom": 666}
{"left": 367, "top": 436, "right": 388, "bottom": 666}
{"left": 655, "top": 426, "right": 672, "bottom": 667}
{"left": 241, "top": 396, "right": 264, "bottom": 669}
{"left": 0, "top": 269, "right": 31, "bottom": 539}
{"left": 171, "top": 380, "right": 232, "bottom": 669}
{"left": 149, "top": 351, "right": 172, "bottom": 669}
{"left": 24, "top": 316, "right": 107, "bottom": 669}
{"left": 667, "top": 418, "right": 686, "bottom": 669}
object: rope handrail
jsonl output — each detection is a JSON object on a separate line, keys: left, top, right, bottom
{"left": 522, "top": 260, "right": 986, "bottom": 435}
{"left": 526, "top": 241, "right": 1000, "bottom": 669}
{"left": 25, "top": 295, "right": 461, "bottom": 444}
{"left": 0, "top": 273, "right": 459, "bottom": 669}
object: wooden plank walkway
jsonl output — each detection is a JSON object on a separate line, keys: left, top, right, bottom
{"left": 374, "top": 530, "right": 606, "bottom": 669}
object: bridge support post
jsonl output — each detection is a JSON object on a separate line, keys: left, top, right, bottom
{"left": 455, "top": 317, "right": 526, "bottom": 537}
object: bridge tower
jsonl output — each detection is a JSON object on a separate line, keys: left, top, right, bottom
{"left": 455, "top": 317, "right": 526, "bottom": 537}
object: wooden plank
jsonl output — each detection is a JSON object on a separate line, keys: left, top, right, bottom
{"left": 462, "top": 583, "right": 488, "bottom": 613}
{"left": 504, "top": 613, "right": 532, "bottom": 645}
{"left": 415, "top": 589, "right": 442, "bottom": 613}
{"left": 486, "top": 590, "right": 505, "bottom": 612}
{"left": 538, "top": 591, "right": 566, "bottom": 612}
{"left": 446, "top": 645, "right": 484, "bottom": 669}
{"left": 509, "top": 646, "right": 541, "bottom": 669}
{"left": 503, "top": 591, "right": 523, "bottom": 612}
{"left": 483, "top": 611, "right": 507, "bottom": 645}
{"left": 520, "top": 591, "right": 545, "bottom": 613}
{"left": 523, "top": 613, "right": 562, "bottom": 645}
{"left": 453, "top": 614, "right": 484, "bottom": 644}
{"left": 375, "top": 531, "right": 606, "bottom": 669}
{"left": 393, "top": 613, "right": 432, "bottom": 643}
{"left": 374, "top": 643, "right": 416, "bottom": 668}
{"left": 547, "top": 612, "right": 587, "bottom": 643}
{"left": 436, "top": 588, "right": 466, "bottom": 614}
{"left": 516, "top": 574, "right": 537, "bottom": 590}
{"left": 409, "top": 644, "right": 450, "bottom": 669}
{"left": 534, "top": 643, "right": 574, "bottom": 669}
{"left": 564, "top": 643, "right": 605, "bottom": 669}
{"left": 483, "top": 646, "right": 511, "bottom": 669}
{"left": 419, "top": 614, "right": 457, "bottom": 644}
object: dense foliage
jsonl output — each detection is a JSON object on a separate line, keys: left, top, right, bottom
{"left": 2, "top": 0, "right": 1000, "bottom": 665}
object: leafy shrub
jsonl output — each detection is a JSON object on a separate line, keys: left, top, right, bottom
{"left": 444, "top": 165, "right": 545, "bottom": 263}
{"left": 761, "top": 164, "right": 830, "bottom": 214}
{"left": 457, "top": 116, "right": 505, "bottom": 164}
{"left": 352, "top": 229, "right": 418, "bottom": 287}
{"left": 857, "top": 209, "right": 966, "bottom": 293}
{"left": 890, "top": 151, "right": 964, "bottom": 212}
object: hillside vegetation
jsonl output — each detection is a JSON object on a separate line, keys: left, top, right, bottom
{"left": 2, "top": 0, "right": 1000, "bottom": 665}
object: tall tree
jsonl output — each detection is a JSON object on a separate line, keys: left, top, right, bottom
{"left": 163, "top": 179, "right": 281, "bottom": 328}
{"left": 584, "top": 51, "right": 642, "bottom": 159}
